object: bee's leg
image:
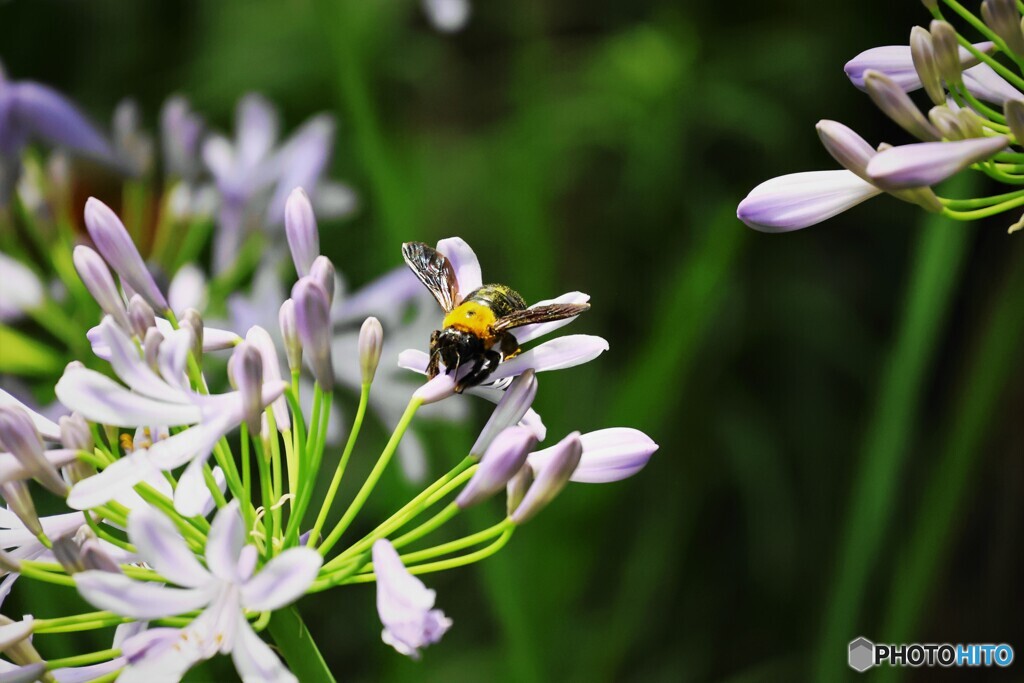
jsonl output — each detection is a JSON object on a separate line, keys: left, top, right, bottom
{"left": 498, "top": 333, "right": 521, "bottom": 360}
{"left": 426, "top": 331, "right": 442, "bottom": 378}
{"left": 456, "top": 351, "right": 501, "bottom": 393}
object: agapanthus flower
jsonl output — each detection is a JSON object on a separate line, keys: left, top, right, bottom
{"left": 739, "top": 4, "right": 1024, "bottom": 233}
{"left": 372, "top": 539, "right": 452, "bottom": 658}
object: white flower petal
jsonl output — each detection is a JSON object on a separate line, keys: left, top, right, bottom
{"left": 397, "top": 349, "right": 429, "bottom": 375}
{"left": 231, "top": 614, "right": 297, "bottom": 683}
{"left": 435, "top": 237, "right": 482, "bottom": 299}
{"left": 489, "top": 334, "right": 609, "bottom": 381}
{"left": 513, "top": 292, "right": 590, "bottom": 344}
{"left": 167, "top": 264, "right": 208, "bottom": 316}
{"left": 737, "top": 170, "right": 883, "bottom": 233}
{"left": 206, "top": 500, "right": 245, "bottom": 582}
{"left": 0, "top": 388, "right": 60, "bottom": 440}
{"left": 241, "top": 547, "right": 321, "bottom": 611}
{"left": 99, "top": 317, "right": 188, "bottom": 403}
{"left": 67, "top": 450, "right": 157, "bottom": 510}
{"left": 146, "top": 417, "right": 229, "bottom": 471}
{"left": 56, "top": 367, "right": 201, "bottom": 427}
{"left": 173, "top": 456, "right": 211, "bottom": 518}
{"left": 528, "top": 427, "right": 657, "bottom": 483}
{"left": 128, "top": 506, "right": 211, "bottom": 587}
{"left": 962, "top": 62, "right": 1024, "bottom": 105}
{"left": 0, "top": 252, "right": 44, "bottom": 321}
{"left": 75, "top": 570, "right": 212, "bottom": 619}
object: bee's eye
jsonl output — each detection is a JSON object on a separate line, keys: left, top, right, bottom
{"left": 466, "top": 310, "right": 475, "bottom": 317}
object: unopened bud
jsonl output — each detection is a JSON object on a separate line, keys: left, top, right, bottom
{"left": 144, "top": 327, "right": 164, "bottom": 370}
{"left": 52, "top": 535, "right": 87, "bottom": 574}
{"left": 80, "top": 537, "right": 121, "bottom": 573}
{"left": 1006, "top": 99, "right": 1024, "bottom": 143}
{"left": 0, "top": 482, "right": 42, "bottom": 536}
{"left": 128, "top": 295, "right": 156, "bottom": 339}
{"left": 470, "top": 370, "right": 538, "bottom": 458}
{"left": 279, "top": 299, "right": 302, "bottom": 375}
{"left": 929, "top": 21, "right": 964, "bottom": 84}
{"left": 506, "top": 465, "right": 533, "bottom": 517}
{"left": 864, "top": 70, "right": 941, "bottom": 141}
{"left": 245, "top": 326, "right": 291, "bottom": 431}
{"left": 231, "top": 342, "right": 264, "bottom": 432}
{"left": 59, "top": 414, "right": 92, "bottom": 452}
{"left": 0, "top": 615, "right": 34, "bottom": 653}
{"left": 284, "top": 187, "right": 320, "bottom": 276}
{"left": 982, "top": 0, "right": 1024, "bottom": 57}
{"left": 510, "top": 432, "right": 582, "bottom": 524}
{"left": 309, "top": 255, "right": 336, "bottom": 304}
{"left": 0, "top": 406, "right": 67, "bottom": 496}
{"left": 876, "top": 143, "right": 945, "bottom": 212}
{"left": 910, "top": 26, "right": 945, "bottom": 105}
{"left": 929, "top": 106, "right": 966, "bottom": 139}
{"left": 457, "top": 426, "right": 538, "bottom": 509}
{"left": 292, "top": 278, "right": 334, "bottom": 391}
{"left": 181, "top": 308, "right": 204, "bottom": 362}
{"left": 815, "top": 120, "right": 876, "bottom": 179}
{"left": 358, "top": 317, "right": 384, "bottom": 386}
{"left": 73, "top": 246, "right": 130, "bottom": 331}
{"left": 83, "top": 197, "right": 168, "bottom": 311}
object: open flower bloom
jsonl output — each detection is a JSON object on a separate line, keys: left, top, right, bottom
{"left": 75, "top": 502, "right": 322, "bottom": 683}
{"left": 57, "top": 317, "right": 285, "bottom": 514}
{"left": 372, "top": 539, "right": 451, "bottom": 659}
{"left": 397, "top": 237, "right": 608, "bottom": 400}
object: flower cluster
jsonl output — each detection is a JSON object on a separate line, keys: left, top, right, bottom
{"left": 737, "top": 0, "right": 1024, "bottom": 234}
{"left": 0, "top": 188, "right": 656, "bottom": 680}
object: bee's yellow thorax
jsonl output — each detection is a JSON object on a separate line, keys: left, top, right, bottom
{"left": 443, "top": 301, "right": 497, "bottom": 340}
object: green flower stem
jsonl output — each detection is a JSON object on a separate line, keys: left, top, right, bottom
{"left": 46, "top": 648, "right": 121, "bottom": 670}
{"left": 84, "top": 514, "right": 135, "bottom": 555}
{"left": 321, "top": 456, "right": 476, "bottom": 568}
{"left": 939, "top": 0, "right": 1024, "bottom": 73}
{"left": 85, "top": 670, "right": 122, "bottom": 683}
{"left": 202, "top": 463, "right": 228, "bottom": 510}
{"left": 939, "top": 187, "right": 1024, "bottom": 208}
{"left": 267, "top": 607, "right": 336, "bottom": 683}
{"left": 253, "top": 432, "right": 277, "bottom": 557}
{"left": 283, "top": 387, "right": 306, "bottom": 492}
{"left": 974, "top": 162, "right": 1024, "bottom": 185}
{"left": 284, "top": 387, "right": 332, "bottom": 546}
{"left": 10, "top": 563, "right": 74, "bottom": 587}
{"left": 317, "top": 396, "right": 423, "bottom": 556}
{"left": 32, "top": 611, "right": 126, "bottom": 631}
{"left": 34, "top": 619, "right": 129, "bottom": 634}
{"left": 950, "top": 85, "right": 1007, "bottom": 127}
{"left": 309, "top": 384, "right": 370, "bottom": 548}
{"left": 170, "top": 218, "right": 214, "bottom": 273}
{"left": 942, "top": 9, "right": 1024, "bottom": 93}
{"left": 282, "top": 428, "right": 298, "bottom": 497}
{"left": 397, "top": 516, "right": 508, "bottom": 565}
{"left": 815, "top": 192, "right": 971, "bottom": 682}
{"left": 309, "top": 553, "right": 368, "bottom": 592}
{"left": 875, "top": 253, "right": 1024, "bottom": 682}
{"left": 344, "top": 525, "right": 515, "bottom": 584}
{"left": 941, "top": 188, "right": 1024, "bottom": 218}
{"left": 391, "top": 503, "right": 461, "bottom": 550}
{"left": 268, "top": 409, "right": 285, "bottom": 547}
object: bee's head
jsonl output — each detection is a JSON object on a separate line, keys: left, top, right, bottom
{"left": 430, "top": 327, "right": 484, "bottom": 375}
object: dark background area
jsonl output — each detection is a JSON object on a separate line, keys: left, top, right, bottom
{"left": 2, "top": 0, "right": 1023, "bottom": 680}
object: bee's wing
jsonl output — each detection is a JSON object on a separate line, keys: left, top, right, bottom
{"left": 491, "top": 303, "right": 590, "bottom": 333}
{"left": 402, "top": 242, "right": 460, "bottom": 313}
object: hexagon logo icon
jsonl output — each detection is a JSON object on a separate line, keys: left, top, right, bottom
{"left": 849, "top": 637, "right": 875, "bottom": 672}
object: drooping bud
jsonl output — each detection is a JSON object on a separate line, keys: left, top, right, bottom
{"left": 0, "top": 482, "right": 42, "bottom": 536}
{"left": 309, "top": 255, "right": 336, "bottom": 304}
{"left": 0, "top": 406, "right": 68, "bottom": 495}
{"left": 292, "top": 278, "right": 334, "bottom": 391}
{"left": 982, "top": 0, "right": 1024, "bottom": 57}
{"left": 506, "top": 464, "right": 533, "bottom": 517}
{"left": 245, "top": 326, "right": 291, "bottom": 431}
{"left": 470, "top": 370, "right": 538, "bottom": 458}
{"left": 231, "top": 341, "right": 265, "bottom": 432}
{"left": 528, "top": 428, "right": 657, "bottom": 483}
{"left": 284, "top": 187, "right": 320, "bottom": 276}
{"left": 815, "top": 120, "right": 876, "bottom": 179}
{"left": 928, "top": 106, "right": 966, "bottom": 139}
{"left": 52, "top": 535, "right": 87, "bottom": 574}
{"left": 910, "top": 26, "right": 944, "bottom": 105}
{"left": 359, "top": 317, "right": 384, "bottom": 386}
{"left": 1005, "top": 99, "right": 1024, "bottom": 143}
{"left": 864, "top": 70, "right": 941, "bottom": 141}
{"left": 72, "top": 245, "right": 130, "bottom": 331}
{"left": 930, "top": 20, "right": 965, "bottom": 83}
{"left": 83, "top": 197, "right": 168, "bottom": 311}
{"left": 867, "top": 136, "right": 1009, "bottom": 190}
{"left": 279, "top": 299, "right": 302, "bottom": 375}
{"left": 510, "top": 432, "right": 582, "bottom": 524}
{"left": 128, "top": 294, "right": 156, "bottom": 339}
{"left": 457, "top": 426, "right": 538, "bottom": 509}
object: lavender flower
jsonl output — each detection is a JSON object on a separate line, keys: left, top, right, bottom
{"left": 510, "top": 431, "right": 583, "bottom": 524}
{"left": 844, "top": 40, "right": 992, "bottom": 91}
{"left": 456, "top": 425, "right": 537, "bottom": 508}
{"left": 737, "top": 170, "right": 882, "bottom": 233}
{"left": 84, "top": 197, "right": 168, "bottom": 311}
{"left": 867, "top": 136, "right": 1010, "bottom": 190}
{"left": 372, "top": 539, "right": 452, "bottom": 659}
{"left": 527, "top": 427, "right": 657, "bottom": 483}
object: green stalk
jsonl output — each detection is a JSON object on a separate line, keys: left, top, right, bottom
{"left": 267, "top": 608, "right": 336, "bottom": 683}
{"left": 875, "top": 252, "right": 1024, "bottom": 682}
{"left": 814, "top": 188, "right": 972, "bottom": 681}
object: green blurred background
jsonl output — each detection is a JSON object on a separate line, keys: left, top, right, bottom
{"left": 2, "top": 0, "right": 1023, "bottom": 680}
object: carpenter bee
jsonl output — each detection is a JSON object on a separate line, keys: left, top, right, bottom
{"left": 402, "top": 242, "right": 590, "bottom": 392}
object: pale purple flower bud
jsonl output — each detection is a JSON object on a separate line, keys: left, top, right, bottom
{"left": 866, "top": 136, "right": 1009, "bottom": 190}
{"left": 0, "top": 406, "right": 67, "bottom": 495}
{"left": 285, "top": 187, "right": 320, "bottom": 276}
{"left": 72, "top": 245, "right": 129, "bottom": 331}
{"left": 53, "top": 535, "right": 87, "bottom": 574}
{"left": 231, "top": 342, "right": 264, "bottom": 432}
{"left": 528, "top": 428, "right": 657, "bottom": 483}
{"left": 413, "top": 374, "right": 457, "bottom": 405}
{"left": 910, "top": 27, "right": 944, "bottom": 105}
{"left": 309, "top": 255, "right": 336, "bottom": 304}
{"left": 873, "top": 143, "right": 945, "bottom": 211}
{"left": 59, "top": 414, "right": 92, "bottom": 452}
{"left": 470, "top": 369, "right": 538, "bottom": 457}
{"left": 292, "top": 278, "right": 333, "bottom": 391}
{"left": 80, "top": 537, "right": 121, "bottom": 573}
{"left": 113, "top": 99, "right": 154, "bottom": 176}
{"left": 928, "top": 106, "right": 966, "bottom": 140}
{"left": 279, "top": 299, "right": 302, "bottom": 374}
{"left": 505, "top": 464, "right": 533, "bottom": 517}
{"left": 1006, "top": 99, "right": 1024, "bottom": 144}
{"left": 0, "top": 663, "right": 45, "bottom": 683}
{"left": 128, "top": 295, "right": 156, "bottom": 339}
{"left": 510, "top": 432, "right": 582, "bottom": 524}
{"left": 359, "top": 317, "right": 384, "bottom": 386}
{"left": 962, "top": 62, "right": 1024, "bottom": 105}
{"left": 864, "top": 70, "right": 940, "bottom": 141}
{"left": 982, "top": 0, "right": 1024, "bottom": 57}
{"left": 844, "top": 40, "right": 993, "bottom": 92}
{"left": 245, "top": 326, "right": 291, "bottom": 431}
{"left": 457, "top": 426, "right": 537, "bottom": 509}
{"left": 737, "top": 170, "right": 882, "bottom": 233}
{"left": 181, "top": 308, "right": 204, "bottom": 362}
{"left": 929, "top": 21, "right": 964, "bottom": 84}
{"left": 815, "top": 120, "right": 875, "bottom": 178}
{"left": 0, "top": 481, "right": 42, "bottom": 536}
{"left": 143, "top": 327, "right": 164, "bottom": 370}
{"left": 0, "top": 549, "right": 21, "bottom": 573}
{"left": 373, "top": 539, "right": 452, "bottom": 659}
{"left": 160, "top": 96, "right": 204, "bottom": 180}
{"left": 83, "top": 197, "right": 168, "bottom": 311}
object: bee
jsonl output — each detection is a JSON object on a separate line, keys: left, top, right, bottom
{"left": 402, "top": 242, "right": 590, "bottom": 392}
